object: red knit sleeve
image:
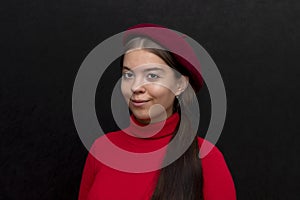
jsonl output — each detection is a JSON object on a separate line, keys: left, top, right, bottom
{"left": 78, "top": 147, "right": 97, "bottom": 200}
{"left": 199, "top": 139, "right": 236, "bottom": 200}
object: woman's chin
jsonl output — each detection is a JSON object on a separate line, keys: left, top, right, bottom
{"left": 132, "top": 112, "right": 168, "bottom": 124}
{"left": 132, "top": 112, "right": 150, "bottom": 123}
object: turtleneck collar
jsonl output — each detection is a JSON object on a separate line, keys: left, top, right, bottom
{"left": 125, "top": 112, "right": 180, "bottom": 139}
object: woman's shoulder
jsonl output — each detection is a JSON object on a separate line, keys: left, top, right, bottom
{"left": 197, "top": 136, "right": 224, "bottom": 160}
{"left": 197, "top": 137, "right": 236, "bottom": 199}
{"left": 92, "top": 130, "right": 124, "bottom": 146}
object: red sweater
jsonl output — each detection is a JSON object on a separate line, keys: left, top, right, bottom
{"left": 79, "top": 113, "right": 236, "bottom": 200}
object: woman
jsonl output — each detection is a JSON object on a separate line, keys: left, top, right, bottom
{"left": 79, "top": 24, "right": 236, "bottom": 200}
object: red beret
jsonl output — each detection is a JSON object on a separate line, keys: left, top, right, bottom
{"left": 123, "top": 23, "right": 204, "bottom": 92}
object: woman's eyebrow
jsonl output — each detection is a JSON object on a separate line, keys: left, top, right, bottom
{"left": 122, "top": 66, "right": 166, "bottom": 73}
{"left": 122, "top": 66, "right": 132, "bottom": 71}
{"left": 144, "top": 67, "right": 165, "bottom": 72}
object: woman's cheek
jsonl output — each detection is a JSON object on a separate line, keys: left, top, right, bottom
{"left": 120, "top": 85, "right": 130, "bottom": 104}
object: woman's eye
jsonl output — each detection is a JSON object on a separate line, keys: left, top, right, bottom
{"left": 122, "top": 72, "right": 134, "bottom": 79}
{"left": 147, "top": 73, "right": 160, "bottom": 79}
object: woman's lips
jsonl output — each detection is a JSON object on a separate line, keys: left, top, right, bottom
{"left": 130, "top": 99, "right": 150, "bottom": 107}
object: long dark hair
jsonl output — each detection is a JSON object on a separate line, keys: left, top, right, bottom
{"left": 122, "top": 37, "right": 203, "bottom": 200}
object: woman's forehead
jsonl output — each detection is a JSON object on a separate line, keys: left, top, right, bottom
{"left": 122, "top": 49, "right": 181, "bottom": 76}
{"left": 123, "top": 49, "right": 166, "bottom": 66}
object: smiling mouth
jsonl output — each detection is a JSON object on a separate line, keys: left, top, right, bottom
{"left": 130, "top": 99, "right": 150, "bottom": 107}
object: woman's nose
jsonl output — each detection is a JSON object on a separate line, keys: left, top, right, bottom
{"left": 130, "top": 77, "right": 146, "bottom": 93}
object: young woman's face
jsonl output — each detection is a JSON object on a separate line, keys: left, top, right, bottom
{"left": 121, "top": 49, "right": 183, "bottom": 124}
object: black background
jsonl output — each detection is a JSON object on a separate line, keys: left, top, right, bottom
{"left": 1, "top": 0, "right": 299, "bottom": 199}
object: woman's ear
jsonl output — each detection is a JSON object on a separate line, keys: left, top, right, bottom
{"left": 175, "top": 75, "right": 189, "bottom": 96}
